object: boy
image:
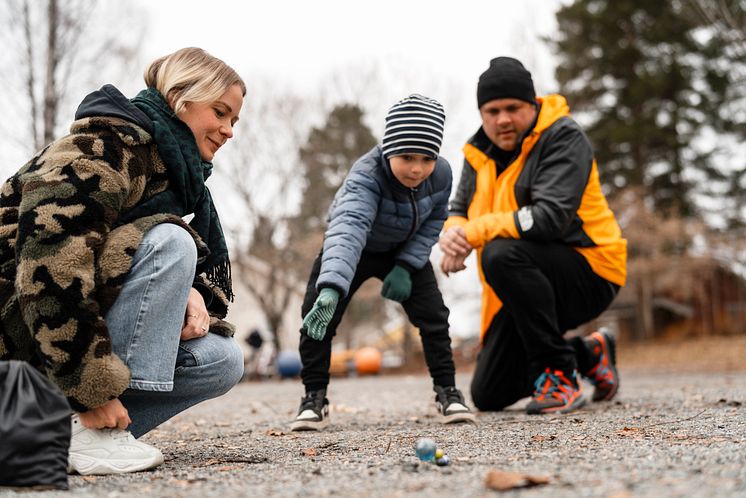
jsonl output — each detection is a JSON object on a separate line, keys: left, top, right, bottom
{"left": 291, "top": 94, "right": 474, "bottom": 431}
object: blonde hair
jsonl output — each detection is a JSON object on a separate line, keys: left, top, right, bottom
{"left": 144, "top": 47, "right": 246, "bottom": 115}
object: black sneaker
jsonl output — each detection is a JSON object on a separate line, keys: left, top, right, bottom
{"left": 434, "top": 385, "right": 476, "bottom": 424}
{"left": 526, "top": 368, "right": 586, "bottom": 414}
{"left": 583, "top": 329, "right": 620, "bottom": 402}
{"left": 290, "top": 389, "right": 329, "bottom": 431}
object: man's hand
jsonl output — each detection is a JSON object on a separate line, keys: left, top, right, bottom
{"left": 182, "top": 287, "right": 209, "bottom": 340}
{"left": 78, "top": 398, "right": 131, "bottom": 430}
{"left": 439, "top": 226, "right": 473, "bottom": 258}
{"left": 302, "top": 288, "right": 340, "bottom": 341}
{"left": 440, "top": 253, "right": 468, "bottom": 276}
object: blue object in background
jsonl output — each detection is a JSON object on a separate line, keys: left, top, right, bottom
{"left": 276, "top": 350, "right": 302, "bottom": 378}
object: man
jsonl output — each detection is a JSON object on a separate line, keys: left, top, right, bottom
{"left": 439, "top": 57, "right": 627, "bottom": 414}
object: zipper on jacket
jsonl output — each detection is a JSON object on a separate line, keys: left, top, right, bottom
{"left": 405, "top": 188, "right": 419, "bottom": 240}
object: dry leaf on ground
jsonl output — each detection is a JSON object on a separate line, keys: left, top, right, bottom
{"left": 531, "top": 435, "right": 556, "bottom": 442}
{"left": 484, "top": 469, "right": 550, "bottom": 491}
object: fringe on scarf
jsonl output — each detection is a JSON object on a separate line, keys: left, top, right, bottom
{"left": 206, "top": 260, "right": 234, "bottom": 302}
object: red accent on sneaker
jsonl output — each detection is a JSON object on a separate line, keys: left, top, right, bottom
{"left": 527, "top": 369, "right": 586, "bottom": 414}
{"left": 585, "top": 330, "right": 619, "bottom": 402}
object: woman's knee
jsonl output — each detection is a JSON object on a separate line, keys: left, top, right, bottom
{"left": 201, "top": 336, "right": 244, "bottom": 395}
{"left": 222, "top": 338, "right": 245, "bottom": 392}
{"left": 143, "top": 223, "right": 198, "bottom": 274}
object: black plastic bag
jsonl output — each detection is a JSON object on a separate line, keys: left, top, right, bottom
{"left": 0, "top": 360, "right": 71, "bottom": 490}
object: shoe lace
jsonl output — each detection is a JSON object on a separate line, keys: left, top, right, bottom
{"left": 587, "top": 337, "right": 614, "bottom": 388}
{"left": 300, "top": 391, "right": 326, "bottom": 411}
{"left": 533, "top": 369, "right": 577, "bottom": 402}
{"left": 588, "top": 358, "right": 613, "bottom": 386}
{"left": 437, "top": 386, "right": 464, "bottom": 406}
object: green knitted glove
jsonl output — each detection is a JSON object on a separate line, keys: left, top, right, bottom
{"left": 302, "top": 288, "right": 340, "bottom": 341}
{"left": 381, "top": 265, "right": 412, "bottom": 302}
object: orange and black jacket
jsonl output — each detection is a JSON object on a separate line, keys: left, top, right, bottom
{"left": 444, "top": 94, "right": 627, "bottom": 341}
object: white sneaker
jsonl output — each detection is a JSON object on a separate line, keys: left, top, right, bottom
{"left": 68, "top": 414, "right": 164, "bottom": 475}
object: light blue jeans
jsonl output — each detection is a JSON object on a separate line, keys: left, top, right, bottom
{"left": 105, "top": 224, "right": 244, "bottom": 438}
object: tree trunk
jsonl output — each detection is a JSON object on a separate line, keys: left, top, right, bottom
{"left": 637, "top": 276, "right": 654, "bottom": 341}
{"left": 43, "top": 0, "right": 58, "bottom": 147}
{"left": 21, "top": 0, "right": 40, "bottom": 150}
{"left": 268, "top": 313, "right": 283, "bottom": 353}
{"left": 400, "top": 310, "right": 414, "bottom": 365}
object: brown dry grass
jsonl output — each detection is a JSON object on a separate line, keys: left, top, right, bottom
{"left": 617, "top": 335, "right": 746, "bottom": 373}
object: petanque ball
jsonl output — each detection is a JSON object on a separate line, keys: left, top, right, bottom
{"left": 354, "top": 347, "right": 382, "bottom": 375}
{"left": 276, "top": 350, "right": 302, "bottom": 378}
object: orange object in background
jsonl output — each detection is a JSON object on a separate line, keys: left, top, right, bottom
{"left": 330, "top": 350, "right": 355, "bottom": 377}
{"left": 354, "top": 347, "right": 382, "bottom": 375}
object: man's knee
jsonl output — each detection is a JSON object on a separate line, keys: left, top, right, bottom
{"left": 470, "top": 378, "right": 517, "bottom": 412}
{"left": 483, "top": 238, "right": 530, "bottom": 276}
{"left": 470, "top": 356, "right": 532, "bottom": 412}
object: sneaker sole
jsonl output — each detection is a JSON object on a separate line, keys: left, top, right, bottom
{"left": 527, "top": 393, "right": 587, "bottom": 415}
{"left": 290, "top": 418, "right": 329, "bottom": 431}
{"left": 68, "top": 451, "right": 164, "bottom": 475}
{"left": 441, "top": 411, "right": 477, "bottom": 424}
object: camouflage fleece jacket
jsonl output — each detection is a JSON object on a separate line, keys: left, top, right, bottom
{"left": 0, "top": 85, "right": 234, "bottom": 412}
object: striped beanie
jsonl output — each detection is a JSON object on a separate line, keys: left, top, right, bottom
{"left": 381, "top": 94, "right": 445, "bottom": 160}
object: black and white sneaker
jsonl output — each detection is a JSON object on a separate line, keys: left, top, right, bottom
{"left": 290, "top": 389, "right": 330, "bottom": 431}
{"left": 434, "top": 385, "right": 476, "bottom": 424}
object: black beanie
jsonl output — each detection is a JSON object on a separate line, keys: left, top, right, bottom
{"left": 477, "top": 57, "right": 536, "bottom": 108}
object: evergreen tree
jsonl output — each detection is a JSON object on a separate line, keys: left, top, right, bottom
{"left": 552, "top": 0, "right": 730, "bottom": 217}
{"left": 290, "top": 104, "right": 384, "bottom": 348}
{"left": 293, "top": 104, "right": 377, "bottom": 232}
{"left": 691, "top": 0, "right": 746, "bottom": 229}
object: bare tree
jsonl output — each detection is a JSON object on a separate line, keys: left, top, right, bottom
{"left": 0, "top": 0, "right": 145, "bottom": 172}
{"left": 222, "top": 85, "right": 318, "bottom": 352}
{"left": 691, "top": 0, "right": 746, "bottom": 58}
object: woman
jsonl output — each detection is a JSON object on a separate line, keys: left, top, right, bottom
{"left": 0, "top": 47, "right": 246, "bottom": 475}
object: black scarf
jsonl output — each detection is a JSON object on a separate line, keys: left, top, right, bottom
{"left": 124, "top": 87, "right": 233, "bottom": 300}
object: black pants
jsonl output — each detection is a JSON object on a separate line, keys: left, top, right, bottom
{"left": 299, "top": 251, "right": 456, "bottom": 392}
{"left": 470, "top": 239, "right": 618, "bottom": 411}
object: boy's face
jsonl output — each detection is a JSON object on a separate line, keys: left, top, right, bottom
{"left": 389, "top": 154, "right": 437, "bottom": 188}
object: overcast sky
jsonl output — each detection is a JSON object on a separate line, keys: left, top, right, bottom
{"left": 132, "top": 0, "right": 566, "bottom": 207}
{"left": 3, "top": 0, "right": 565, "bottom": 174}
{"left": 136, "top": 0, "right": 563, "bottom": 96}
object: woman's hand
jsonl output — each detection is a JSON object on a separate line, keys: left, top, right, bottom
{"left": 78, "top": 398, "right": 131, "bottom": 430}
{"left": 181, "top": 287, "right": 210, "bottom": 340}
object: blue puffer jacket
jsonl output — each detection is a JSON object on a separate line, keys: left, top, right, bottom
{"left": 317, "top": 145, "right": 452, "bottom": 297}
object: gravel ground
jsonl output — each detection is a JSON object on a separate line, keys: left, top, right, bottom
{"left": 2, "top": 369, "right": 744, "bottom": 498}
